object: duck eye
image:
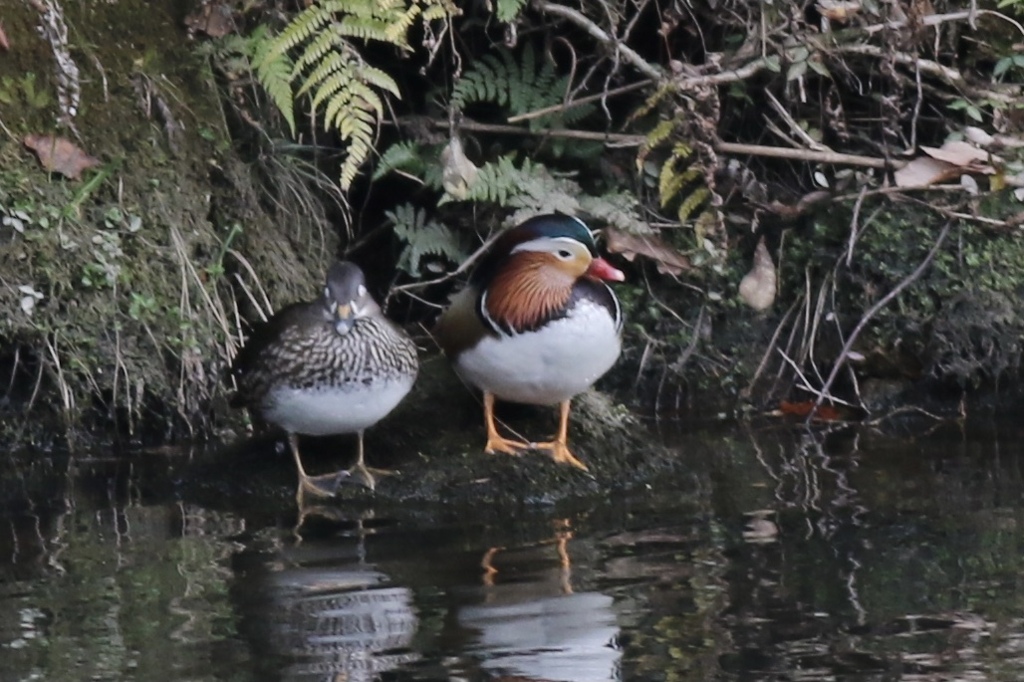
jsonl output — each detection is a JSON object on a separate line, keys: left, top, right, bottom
{"left": 557, "top": 249, "right": 572, "bottom": 259}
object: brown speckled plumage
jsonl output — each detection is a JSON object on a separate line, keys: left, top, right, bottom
{"left": 230, "top": 261, "right": 418, "bottom": 495}
{"left": 232, "top": 303, "right": 417, "bottom": 408}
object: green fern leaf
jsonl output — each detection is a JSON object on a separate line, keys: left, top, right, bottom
{"left": 373, "top": 140, "right": 428, "bottom": 180}
{"left": 291, "top": 29, "right": 343, "bottom": 75}
{"left": 388, "top": 204, "right": 464, "bottom": 276}
{"left": 358, "top": 64, "right": 401, "bottom": 98}
{"left": 297, "top": 50, "right": 345, "bottom": 97}
{"left": 383, "top": 5, "right": 419, "bottom": 46}
{"left": 270, "top": 5, "right": 333, "bottom": 60}
{"left": 579, "top": 192, "right": 651, "bottom": 234}
{"left": 677, "top": 187, "right": 709, "bottom": 223}
{"left": 339, "top": 16, "right": 393, "bottom": 43}
{"left": 253, "top": 25, "right": 297, "bottom": 135}
{"left": 495, "top": 0, "right": 527, "bottom": 22}
{"left": 255, "top": 0, "right": 456, "bottom": 190}
{"left": 451, "top": 45, "right": 585, "bottom": 129}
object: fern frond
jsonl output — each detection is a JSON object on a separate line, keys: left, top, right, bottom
{"left": 659, "top": 165, "right": 700, "bottom": 209}
{"left": 451, "top": 44, "right": 589, "bottom": 129}
{"left": 388, "top": 204, "right": 464, "bottom": 276}
{"left": 339, "top": 16, "right": 394, "bottom": 43}
{"left": 268, "top": 5, "right": 333, "bottom": 61}
{"left": 678, "top": 187, "right": 709, "bottom": 223}
{"left": 252, "top": 25, "right": 297, "bottom": 134}
{"left": 291, "top": 29, "right": 344, "bottom": 75}
{"left": 644, "top": 119, "right": 676, "bottom": 151}
{"left": 255, "top": 0, "right": 452, "bottom": 191}
{"left": 358, "top": 64, "right": 401, "bottom": 98}
{"left": 495, "top": 0, "right": 528, "bottom": 22}
{"left": 308, "top": 66, "right": 352, "bottom": 114}
{"left": 383, "top": 5, "right": 420, "bottom": 45}
{"left": 579, "top": 192, "right": 652, "bottom": 234}
{"left": 297, "top": 49, "right": 347, "bottom": 97}
{"left": 628, "top": 82, "right": 675, "bottom": 123}
{"left": 373, "top": 140, "right": 428, "bottom": 180}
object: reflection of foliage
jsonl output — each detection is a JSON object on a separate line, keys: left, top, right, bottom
{"left": 254, "top": 0, "right": 457, "bottom": 189}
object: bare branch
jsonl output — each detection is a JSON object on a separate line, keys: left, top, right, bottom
{"left": 809, "top": 220, "right": 953, "bottom": 421}
{"left": 532, "top": 0, "right": 664, "bottom": 80}
{"left": 715, "top": 142, "right": 897, "bottom": 169}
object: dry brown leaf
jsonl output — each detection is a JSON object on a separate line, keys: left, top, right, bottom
{"left": 603, "top": 228, "right": 690, "bottom": 276}
{"left": 738, "top": 237, "right": 776, "bottom": 311}
{"left": 893, "top": 156, "right": 959, "bottom": 188}
{"left": 921, "top": 140, "right": 994, "bottom": 166}
{"left": 23, "top": 134, "right": 101, "bottom": 179}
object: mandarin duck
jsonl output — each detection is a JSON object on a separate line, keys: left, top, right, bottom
{"left": 433, "top": 213, "right": 624, "bottom": 470}
{"left": 231, "top": 261, "right": 418, "bottom": 496}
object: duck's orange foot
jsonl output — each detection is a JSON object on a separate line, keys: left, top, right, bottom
{"left": 533, "top": 440, "right": 589, "bottom": 471}
{"left": 485, "top": 435, "right": 531, "bottom": 456}
{"left": 297, "top": 471, "right": 347, "bottom": 499}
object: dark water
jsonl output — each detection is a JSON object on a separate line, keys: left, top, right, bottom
{"left": 3, "top": 417, "right": 1024, "bottom": 681}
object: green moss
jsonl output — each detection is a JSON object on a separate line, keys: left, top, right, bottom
{"left": 0, "top": 0, "right": 336, "bottom": 440}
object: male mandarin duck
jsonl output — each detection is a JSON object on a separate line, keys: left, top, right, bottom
{"left": 433, "top": 213, "right": 624, "bottom": 470}
{"left": 231, "top": 261, "right": 418, "bottom": 496}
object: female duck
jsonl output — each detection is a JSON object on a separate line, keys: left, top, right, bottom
{"left": 232, "top": 261, "right": 418, "bottom": 495}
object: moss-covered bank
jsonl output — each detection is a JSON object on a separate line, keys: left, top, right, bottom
{"left": 0, "top": 0, "right": 335, "bottom": 441}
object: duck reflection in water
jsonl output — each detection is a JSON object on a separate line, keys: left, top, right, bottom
{"left": 232, "top": 519, "right": 419, "bottom": 681}
{"left": 459, "top": 519, "right": 622, "bottom": 682}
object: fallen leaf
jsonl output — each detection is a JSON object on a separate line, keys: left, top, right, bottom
{"left": 921, "top": 140, "right": 994, "bottom": 166}
{"left": 23, "top": 134, "right": 100, "bottom": 179}
{"left": 603, "top": 228, "right": 690, "bottom": 275}
{"left": 739, "top": 237, "right": 776, "bottom": 311}
{"left": 440, "top": 134, "right": 479, "bottom": 200}
{"left": 0, "top": 21, "right": 9, "bottom": 51}
{"left": 893, "top": 155, "right": 959, "bottom": 188}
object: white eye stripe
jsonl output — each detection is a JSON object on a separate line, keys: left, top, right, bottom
{"left": 510, "top": 237, "right": 583, "bottom": 255}
{"left": 357, "top": 284, "right": 367, "bottom": 297}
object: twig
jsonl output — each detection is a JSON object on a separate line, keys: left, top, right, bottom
{"left": 745, "top": 297, "right": 800, "bottom": 397}
{"left": 831, "top": 184, "right": 972, "bottom": 201}
{"left": 765, "top": 89, "right": 830, "bottom": 152}
{"left": 390, "top": 116, "right": 644, "bottom": 144}
{"left": 834, "top": 44, "right": 963, "bottom": 86}
{"left": 388, "top": 227, "right": 509, "bottom": 296}
{"left": 532, "top": 0, "right": 663, "bottom": 80}
{"left": 808, "top": 220, "right": 952, "bottom": 421}
{"left": 507, "top": 79, "right": 652, "bottom": 124}
{"left": 393, "top": 116, "right": 902, "bottom": 169}
{"left": 715, "top": 141, "right": 898, "bottom": 169}
{"left": 777, "top": 348, "right": 858, "bottom": 407}
{"left": 845, "top": 186, "right": 868, "bottom": 268}
{"left": 862, "top": 9, "right": 1024, "bottom": 39}
{"left": 863, "top": 404, "right": 947, "bottom": 426}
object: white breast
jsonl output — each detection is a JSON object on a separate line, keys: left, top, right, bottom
{"left": 262, "top": 376, "right": 415, "bottom": 436}
{"left": 455, "top": 300, "right": 621, "bottom": 405}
